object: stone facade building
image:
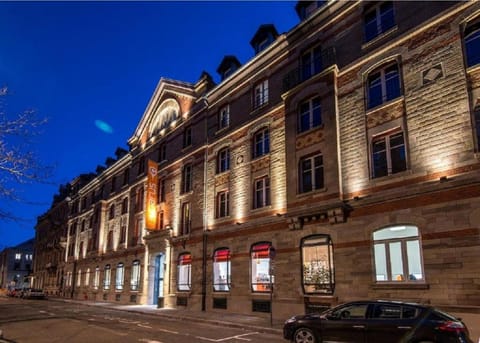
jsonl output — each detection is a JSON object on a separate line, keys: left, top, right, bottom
{"left": 34, "top": 0, "right": 480, "bottom": 326}
{"left": 0, "top": 239, "right": 34, "bottom": 290}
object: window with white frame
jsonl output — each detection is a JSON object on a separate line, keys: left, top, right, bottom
{"left": 301, "top": 235, "right": 334, "bottom": 294}
{"left": 94, "top": 266, "right": 100, "bottom": 290}
{"left": 465, "top": 21, "right": 480, "bottom": 68}
{"left": 213, "top": 248, "right": 231, "bottom": 292}
{"left": 218, "top": 105, "right": 230, "bottom": 130}
{"left": 298, "top": 96, "right": 322, "bottom": 133}
{"left": 131, "top": 260, "right": 141, "bottom": 291}
{"left": 252, "top": 127, "right": 270, "bottom": 159}
{"left": 364, "top": 1, "right": 395, "bottom": 42}
{"left": 216, "top": 190, "right": 230, "bottom": 218}
{"left": 251, "top": 242, "right": 273, "bottom": 292}
{"left": 373, "top": 225, "right": 424, "bottom": 282}
{"left": 115, "top": 263, "right": 124, "bottom": 290}
{"left": 367, "top": 62, "right": 401, "bottom": 109}
{"left": 177, "top": 253, "right": 192, "bottom": 291}
{"left": 299, "top": 153, "right": 324, "bottom": 193}
{"left": 301, "top": 45, "right": 322, "bottom": 81}
{"left": 217, "top": 147, "right": 230, "bottom": 173}
{"left": 183, "top": 126, "right": 192, "bottom": 148}
{"left": 253, "top": 176, "right": 270, "bottom": 209}
{"left": 253, "top": 80, "right": 269, "bottom": 109}
{"left": 371, "top": 130, "right": 406, "bottom": 178}
{"left": 103, "top": 264, "right": 111, "bottom": 290}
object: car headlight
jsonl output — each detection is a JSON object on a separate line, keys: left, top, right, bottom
{"left": 285, "top": 316, "right": 297, "bottom": 324}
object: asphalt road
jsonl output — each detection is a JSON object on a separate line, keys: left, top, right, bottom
{"left": 0, "top": 297, "right": 286, "bottom": 343}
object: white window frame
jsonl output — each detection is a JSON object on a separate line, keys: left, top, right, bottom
{"left": 373, "top": 225, "right": 424, "bottom": 283}
{"left": 103, "top": 264, "right": 111, "bottom": 290}
{"left": 253, "top": 80, "right": 269, "bottom": 109}
{"left": 177, "top": 253, "right": 192, "bottom": 291}
{"left": 115, "top": 263, "right": 124, "bottom": 291}
{"left": 218, "top": 105, "right": 230, "bottom": 129}
{"left": 130, "top": 260, "right": 141, "bottom": 291}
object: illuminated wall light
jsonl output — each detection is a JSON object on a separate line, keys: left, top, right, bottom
{"left": 160, "top": 128, "right": 166, "bottom": 136}
{"left": 170, "top": 119, "right": 177, "bottom": 128}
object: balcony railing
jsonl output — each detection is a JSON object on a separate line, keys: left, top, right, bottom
{"left": 282, "top": 47, "right": 336, "bottom": 93}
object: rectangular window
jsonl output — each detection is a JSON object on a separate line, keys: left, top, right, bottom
{"left": 181, "top": 202, "right": 191, "bottom": 235}
{"left": 138, "top": 157, "right": 146, "bottom": 176}
{"left": 213, "top": 249, "right": 231, "bottom": 292}
{"left": 301, "top": 46, "right": 322, "bottom": 81}
{"left": 251, "top": 243, "right": 273, "bottom": 292}
{"left": 253, "top": 128, "right": 270, "bottom": 159}
{"left": 364, "top": 2, "right": 395, "bottom": 42}
{"left": 182, "top": 164, "right": 193, "bottom": 193}
{"left": 302, "top": 235, "right": 334, "bottom": 294}
{"left": 115, "top": 264, "right": 124, "bottom": 291}
{"left": 136, "top": 188, "right": 144, "bottom": 212}
{"left": 254, "top": 176, "right": 270, "bottom": 209}
{"left": 123, "top": 168, "right": 129, "bottom": 186}
{"left": 159, "top": 179, "right": 166, "bottom": 202}
{"left": 177, "top": 254, "right": 192, "bottom": 291}
{"left": 158, "top": 143, "right": 167, "bottom": 162}
{"left": 103, "top": 265, "right": 111, "bottom": 290}
{"left": 130, "top": 261, "right": 141, "bottom": 291}
{"left": 253, "top": 80, "right": 269, "bottom": 109}
{"left": 298, "top": 97, "right": 322, "bottom": 133}
{"left": 372, "top": 131, "right": 406, "bottom": 178}
{"left": 183, "top": 127, "right": 192, "bottom": 148}
{"left": 119, "top": 225, "right": 126, "bottom": 244}
{"left": 217, "top": 148, "right": 230, "bottom": 173}
{"left": 218, "top": 105, "right": 230, "bottom": 130}
{"left": 373, "top": 225, "right": 423, "bottom": 282}
{"left": 299, "top": 154, "right": 324, "bottom": 193}
{"left": 216, "top": 191, "right": 230, "bottom": 218}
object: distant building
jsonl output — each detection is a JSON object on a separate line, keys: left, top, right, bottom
{"left": 34, "top": 0, "right": 480, "bottom": 328}
{"left": 0, "top": 239, "right": 34, "bottom": 289}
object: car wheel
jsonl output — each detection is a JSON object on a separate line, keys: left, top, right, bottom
{"left": 293, "top": 327, "right": 316, "bottom": 343}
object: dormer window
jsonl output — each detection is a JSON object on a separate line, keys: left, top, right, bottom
{"left": 250, "top": 24, "right": 279, "bottom": 55}
{"left": 295, "top": 1, "right": 328, "bottom": 21}
{"left": 217, "top": 56, "right": 241, "bottom": 81}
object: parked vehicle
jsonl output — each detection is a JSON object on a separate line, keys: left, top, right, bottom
{"left": 283, "top": 300, "right": 473, "bottom": 343}
{"left": 22, "top": 288, "right": 46, "bottom": 299}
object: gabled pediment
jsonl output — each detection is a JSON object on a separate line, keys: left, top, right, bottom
{"left": 128, "top": 78, "right": 197, "bottom": 150}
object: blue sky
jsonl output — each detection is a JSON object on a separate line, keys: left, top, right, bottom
{"left": 0, "top": 1, "right": 299, "bottom": 248}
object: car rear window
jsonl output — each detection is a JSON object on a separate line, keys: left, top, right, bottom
{"left": 372, "top": 305, "right": 419, "bottom": 319}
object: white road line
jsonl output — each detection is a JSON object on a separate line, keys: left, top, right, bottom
{"left": 137, "top": 323, "right": 152, "bottom": 329}
{"left": 156, "top": 328, "right": 179, "bottom": 334}
{"left": 138, "top": 339, "right": 163, "bottom": 343}
{"left": 195, "top": 332, "right": 259, "bottom": 342}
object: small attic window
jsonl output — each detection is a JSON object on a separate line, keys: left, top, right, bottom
{"left": 217, "top": 56, "right": 241, "bottom": 81}
{"left": 250, "top": 24, "right": 279, "bottom": 55}
{"left": 296, "top": 1, "right": 328, "bottom": 21}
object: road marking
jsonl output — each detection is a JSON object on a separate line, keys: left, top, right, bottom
{"left": 137, "top": 323, "right": 152, "bottom": 329}
{"left": 138, "top": 339, "right": 163, "bottom": 343}
{"left": 195, "top": 332, "right": 259, "bottom": 342}
{"left": 157, "top": 328, "right": 178, "bottom": 334}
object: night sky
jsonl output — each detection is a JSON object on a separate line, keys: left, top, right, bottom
{"left": 0, "top": 1, "right": 299, "bottom": 248}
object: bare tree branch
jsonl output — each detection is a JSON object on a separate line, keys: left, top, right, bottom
{"left": 0, "top": 87, "right": 53, "bottom": 220}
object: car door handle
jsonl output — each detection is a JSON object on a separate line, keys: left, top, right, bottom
{"left": 397, "top": 326, "right": 412, "bottom": 329}
{"left": 352, "top": 325, "right": 365, "bottom": 329}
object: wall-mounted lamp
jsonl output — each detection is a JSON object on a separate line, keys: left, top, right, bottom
{"left": 165, "top": 225, "right": 173, "bottom": 231}
{"left": 439, "top": 176, "right": 448, "bottom": 183}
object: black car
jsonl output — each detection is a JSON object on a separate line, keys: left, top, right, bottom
{"left": 283, "top": 300, "right": 473, "bottom": 343}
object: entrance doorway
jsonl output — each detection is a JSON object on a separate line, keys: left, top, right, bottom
{"left": 153, "top": 254, "right": 165, "bottom": 307}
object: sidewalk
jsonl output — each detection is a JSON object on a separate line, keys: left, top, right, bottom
{"left": 50, "top": 297, "right": 285, "bottom": 336}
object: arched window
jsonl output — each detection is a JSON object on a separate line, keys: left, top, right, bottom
{"left": 366, "top": 62, "right": 401, "bottom": 109}
{"left": 115, "top": 263, "right": 124, "bottom": 290}
{"left": 251, "top": 242, "right": 274, "bottom": 292}
{"left": 373, "top": 225, "right": 423, "bottom": 282}
{"left": 301, "top": 235, "right": 334, "bottom": 294}
{"left": 252, "top": 127, "right": 270, "bottom": 159}
{"left": 213, "top": 248, "right": 231, "bottom": 292}
{"left": 465, "top": 22, "right": 480, "bottom": 68}
{"left": 130, "top": 260, "right": 141, "bottom": 291}
{"left": 103, "top": 264, "right": 111, "bottom": 290}
{"left": 177, "top": 253, "right": 192, "bottom": 291}
{"left": 217, "top": 147, "right": 230, "bottom": 174}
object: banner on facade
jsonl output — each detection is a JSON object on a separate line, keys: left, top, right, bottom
{"left": 145, "top": 159, "right": 159, "bottom": 230}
